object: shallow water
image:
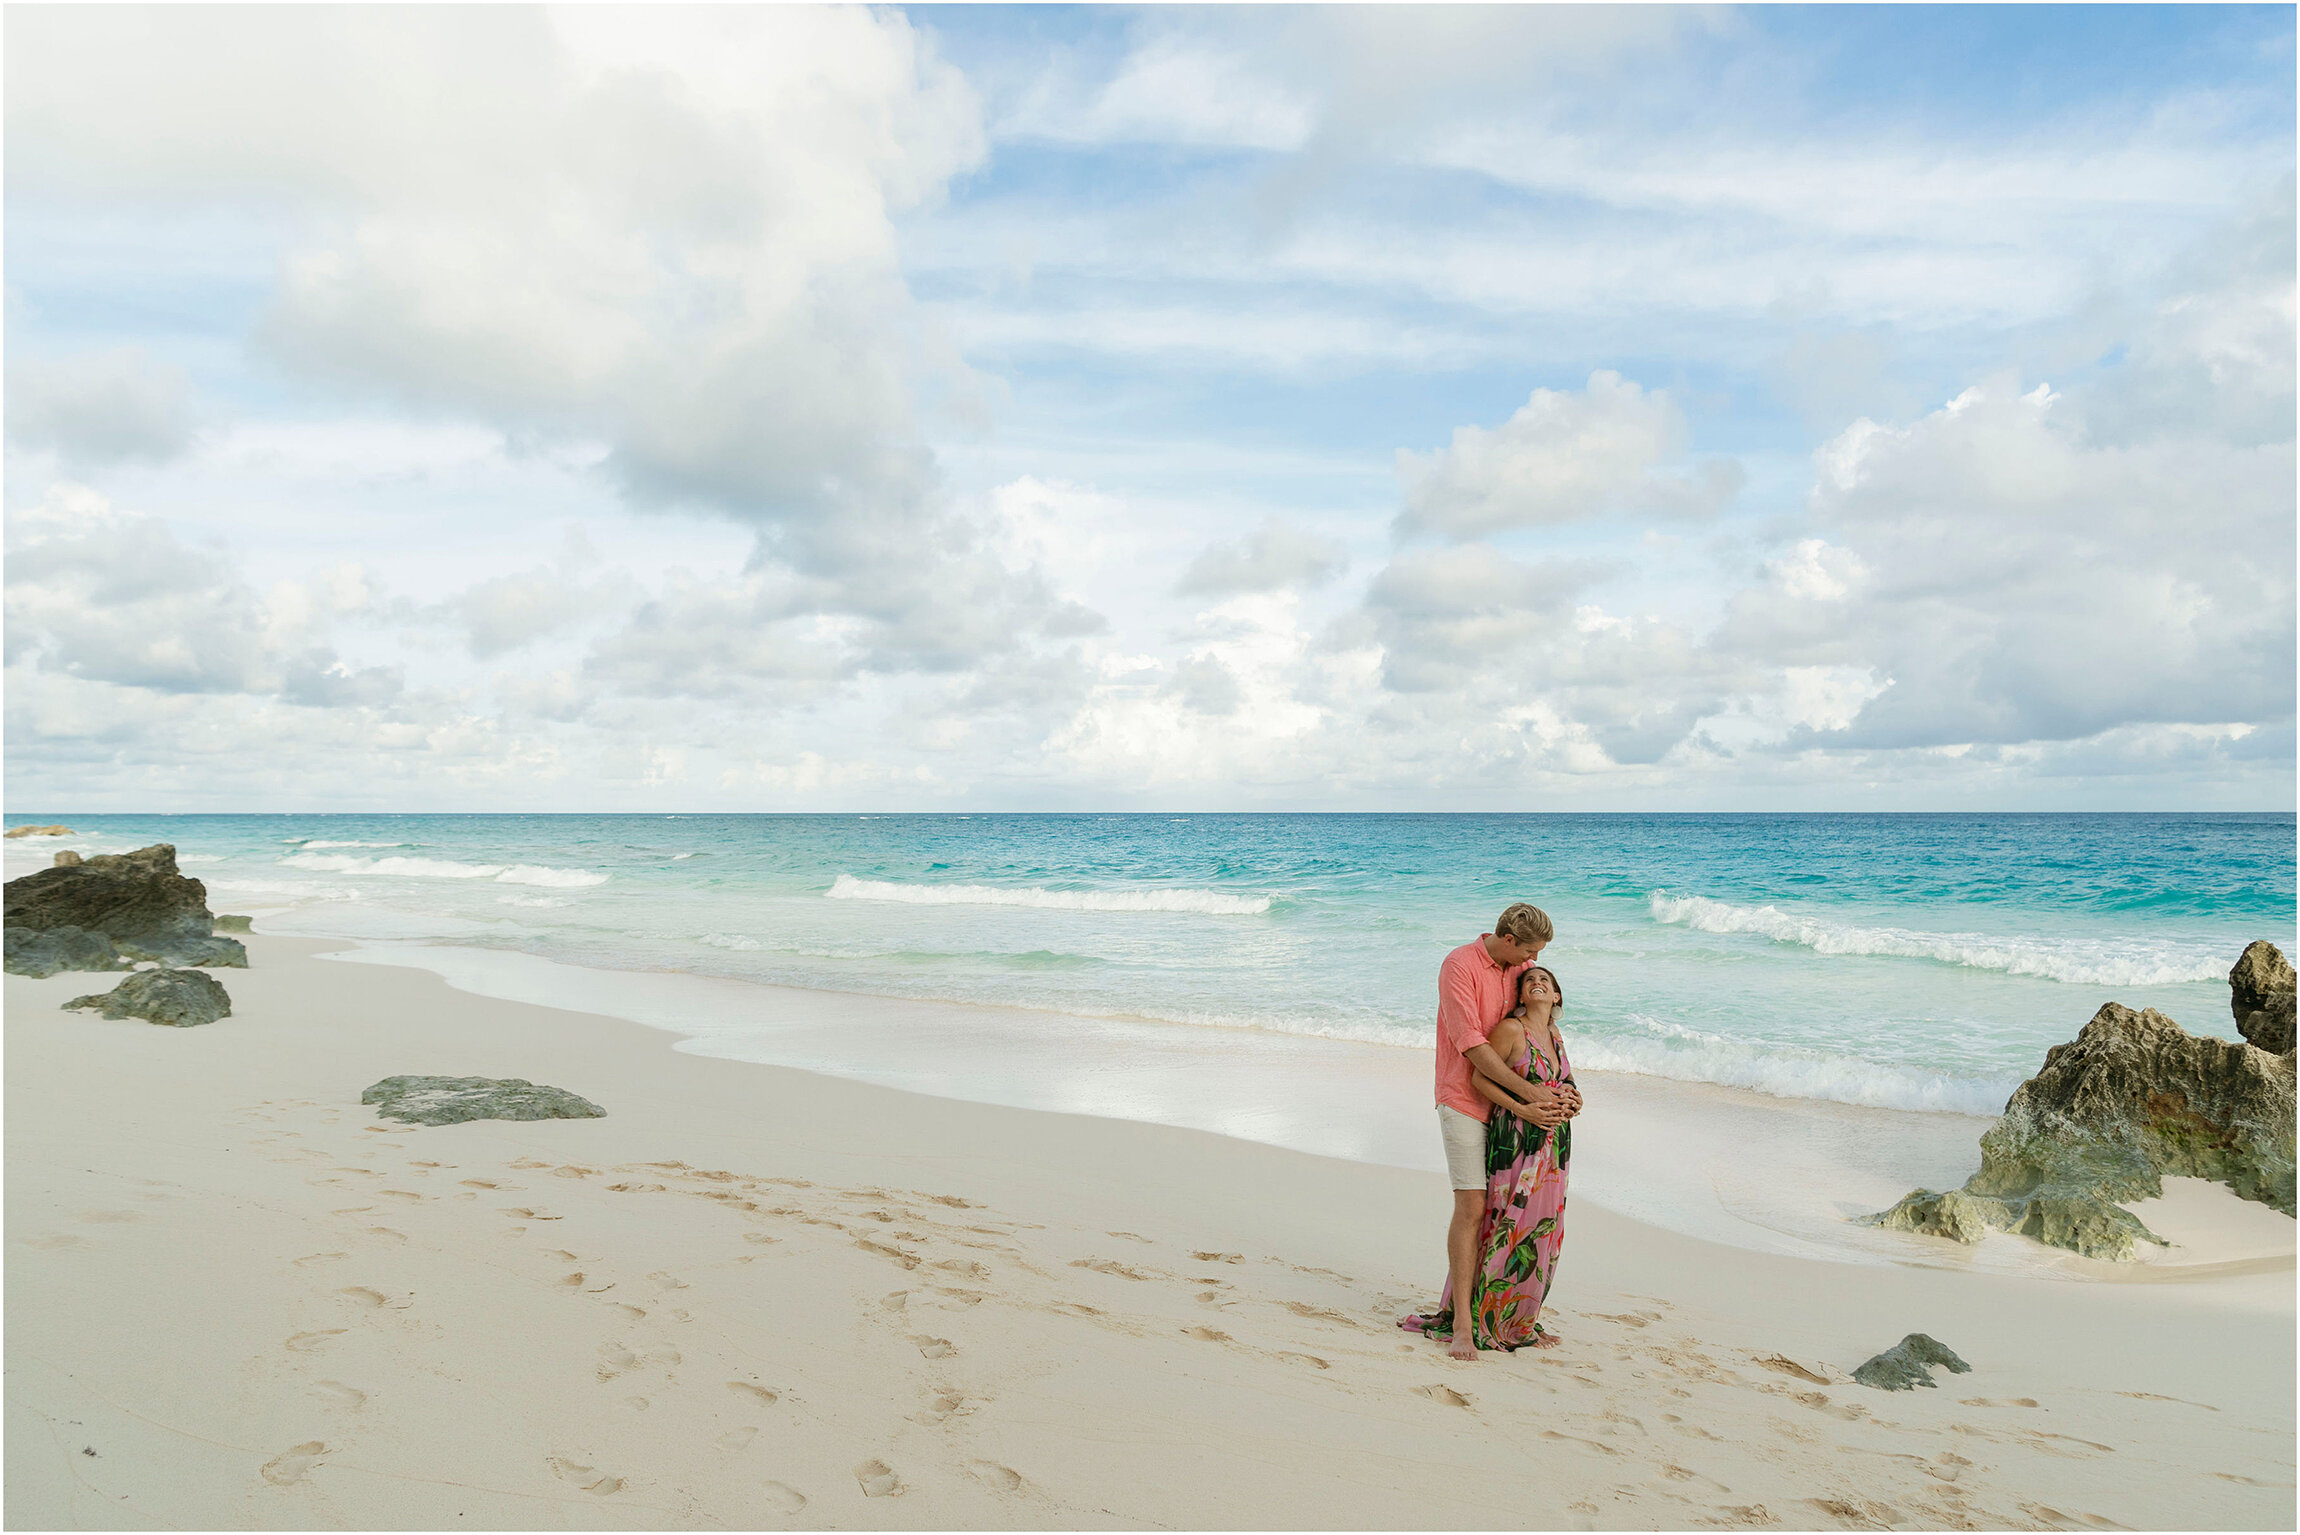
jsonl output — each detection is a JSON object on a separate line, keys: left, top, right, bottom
{"left": 11, "top": 812, "right": 2289, "bottom": 1117}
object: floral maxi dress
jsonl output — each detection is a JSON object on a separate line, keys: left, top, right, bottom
{"left": 1399, "top": 1026, "right": 1572, "bottom": 1350}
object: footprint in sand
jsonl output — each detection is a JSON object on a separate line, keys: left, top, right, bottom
{"left": 546, "top": 1456, "right": 624, "bottom": 1495}
{"left": 743, "top": 1232, "right": 781, "bottom": 1246}
{"left": 857, "top": 1239, "right": 921, "bottom": 1270}
{"left": 364, "top": 1228, "right": 406, "bottom": 1244}
{"left": 1792, "top": 1392, "right": 1866, "bottom": 1422}
{"left": 285, "top": 1330, "right": 346, "bottom": 1352}
{"left": 716, "top": 1427, "right": 757, "bottom": 1450}
{"left": 727, "top": 1381, "right": 780, "bottom": 1405}
{"left": 260, "top": 1442, "right": 327, "bottom": 1485}
{"left": 336, "top": 1287, "right": 404, "bottom": 1309}
{"left": 1276, "top": 1352, "right": 1330, "bottom": 1370}
{"left": 1107, "top": 1231, "right": 1152, "bottom": 1243}
{"left": 1284, "top": 1302, "right": 1358, "bottom": 1327}
{"left": 611, "top": 1303, "right": 647, "bottom": 1321}
{"left": 293, "top": 1253, "right": 348, "bottom": 1268}
{"left": 854, "top": 1459, "right": 904, "bottom": 1497}
{"left": 761, "top": 1481, "right": 807, "bottom": 1513}
{"left": 1071, "top": 1257, "right": 1153, "bottom": 1280}
{"left": 311, "top": 1381, "right": 366, "bottom": 1409}
{"left": 914, "top": 1337, "right": 955, "bottom": 1358}
{"left": 23, "top": 1233, "right": 87, "bottom": 1249}
{"left": 1191, "top": 1251, "right": 1244, "bottom": 1264}
{"left": 596, "top": 1345, "right": 641, "bottom": 1381}
{"left": 1182, "top": 1326, "right": 1230, "bottom": 1343}
{"left": 918, "top": 1388, "right": 978, "bottom": 1423}
{"left": 1539, "top": 1429, "right": 1620, "bottom": 1456}
{"left": 1416, "top": 1384, "right": 1473, "bottom": 1408}
{"left": 1960, "top": 1397, "right": 2041, "bottom": 1408}
{"left": 502, "top": 1207, "right": 561, "bottom": 1221}
{"left": 965, "top": 1461, "right": 1026, "bottom": 1493}
{"left": 933, "top": 1259, "right": 990, "bottom": 1280}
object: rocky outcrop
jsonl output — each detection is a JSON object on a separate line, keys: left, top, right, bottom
{"left": 52, "top": 850, "right": 82, "bottom": 867}
{"left": 1869, "top": 993, "right": 2297, "bottom": 1261}
{"left": 362, "top": 1076, "right": 607, "bottom": 1127}
{"left": 2231, "top": 940, "right": 2296, "bottom": 1055}
{"left": 3, "top": 925, "right": 130, "bottom": 978}
{"left": 6, "top": 824, "right": 73, "bottom": 838}
{"left": 4, "top": 844, "right": 247, "bottom": 972}
{"left": 63, "top": 968, "right": 233, "bottom": 1028}
{"left": 1852, "top": 1335, "right": 1969, "bottom": 1392}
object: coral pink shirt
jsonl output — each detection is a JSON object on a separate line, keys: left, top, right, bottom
{"left": 1434, "top": 935, "right": 1529, "bottom": 1123}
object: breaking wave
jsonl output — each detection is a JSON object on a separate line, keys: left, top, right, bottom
{"left": 1573, "top": 1013, "right": 2019, "bottom": 1117}
{"left": 1648, "top": 892, "right": 2229, "bottom": 987}
{"left": 281, "top": 852, "right": 608, "bottom": 888}
{"left": 827, "top": 875, "right": 1270, "bottom": 916}
{"left": 293, "top": 840, "right": 410, "bottom": 850}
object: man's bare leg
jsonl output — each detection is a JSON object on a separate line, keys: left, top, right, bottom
{"left": 1445, "top": 1188, "right": 1483, "bottom": 1361}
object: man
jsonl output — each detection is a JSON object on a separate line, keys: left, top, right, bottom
{"left": 1432, "top": 901, "right": 1575, "bottom": 1362}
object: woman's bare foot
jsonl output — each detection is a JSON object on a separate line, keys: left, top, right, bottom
{"left": 1447, "top": 1334, "right": 1479, "bottom": 1362}
{"left": 1528, "top": 1331, "right": 1563, "bottom": 1349}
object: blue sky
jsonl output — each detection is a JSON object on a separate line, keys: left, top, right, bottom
{"left": 5, "top": 4, "right": 2293, "bottom": 811}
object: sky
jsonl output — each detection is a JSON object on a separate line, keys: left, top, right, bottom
{"left": 4, "top": 3, "right": 2294, "bottom": 812}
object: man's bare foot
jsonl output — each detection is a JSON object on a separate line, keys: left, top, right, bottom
{"left": 1528, "top": 1331, "right": 1563, "bottom": 1349}
{"left": 1447, "top": 1335, "right": 1479, "bottom": 1361}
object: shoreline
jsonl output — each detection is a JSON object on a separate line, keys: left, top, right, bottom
{"left": 310, "top": 934, "right": 2294, "bottom": 1279}
{"left": 6, "top": 934, "right": 2293, "bottom": 1529}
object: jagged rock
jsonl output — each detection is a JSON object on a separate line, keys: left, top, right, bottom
{"left": 1868, "top": 992, "right": 2297, "bottom": 1260}
{"left": 52, "top": 850, "right": 82, "bottom": 867}
{"left": 214, "top": 914, "right": 252, "bottom": 933}
{"left": 4, "top": 844, "right": 247, "bottom": 970}
{"left": 5, "top": 824, "right": 73, "bottom": 838}
{"left": 1867, "top": 1187, "right": 2017, "bottom": 1244}
{"left": 362, "top": 1076, "right": 607, "bottom": 1127}
{"left": 2015, "top": 1191, "right": 2164, "bottom": 1262}
{"left": 1970, "top": 1002, "right": 2295, "bottom": 1215}
{"left": 63, "top": 968, "right": 232, "bottom": 1028}
{"left": 2231, "top": 940, "right": 2296, "bottom": 1055}
{"left": 3, "top": 925, "right": 129, "bottom": 978}
{"left": 1852, "top": 1335, "right": 1970, "bottom": 1392}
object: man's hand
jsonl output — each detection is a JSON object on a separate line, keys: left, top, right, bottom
{"left": 1507, "top": 1082, "right": 1573, "bottom": 1127}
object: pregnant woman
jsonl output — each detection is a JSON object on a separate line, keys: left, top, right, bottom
{"left": 1402, "top": 964, "right": 1578, "bottom": 1352}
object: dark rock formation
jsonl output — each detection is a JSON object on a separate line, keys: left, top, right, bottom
{"left": 1852, "top": 1335, "right": 1970, "bottom": 1392}
{"left": 2231, "top": 940, "right": 2296, "bottom": 1055}
{"left": 4, "top": 844, "right": 247, "bottom": 971}
{"left": 362, "top": 1076, "right": 607, "bottom": 1127}
{"left": 3, "top": 925, "right": 129, "bottom": 978}
{"left": 64, "top": 968, "right": 232, "bottom": 1028}
{"left": 52, "top": 850, "right": 82, "bottom": 867}
{"left": 5, "top": 824, "right": 73, "bottom": 838}
{"left": 1869, "top": 994, "right": 2297, "bottom": 1260}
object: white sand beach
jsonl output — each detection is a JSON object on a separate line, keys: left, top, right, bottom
{"left": 7, "top": 935, "right": 2295, "bottom": 1531}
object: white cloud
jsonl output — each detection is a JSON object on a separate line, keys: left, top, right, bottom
{"left": 5, "top": 348, "right": 198, "bottom": 466}
{"left": 1178, "top": 520, "right": 1348, "bottom": 596}
{"left": 1396, "top": 371, "right": 1742, "bottom": 537}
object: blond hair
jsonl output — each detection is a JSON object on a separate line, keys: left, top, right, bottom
{"left": 1495, "top": 902, "right": 1553, "bottom": 945}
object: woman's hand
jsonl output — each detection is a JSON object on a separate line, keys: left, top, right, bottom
{"left": 1508, "top": 1082, "right": 1573, "bottom": 1127}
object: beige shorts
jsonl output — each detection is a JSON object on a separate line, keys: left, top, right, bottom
{"left": 1438, "top": 1105, "right": 1487, "bottom": 1190}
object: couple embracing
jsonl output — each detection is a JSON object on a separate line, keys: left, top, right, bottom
{"left": 1401, "top": 902, "right": 1580, "bottom": 1362}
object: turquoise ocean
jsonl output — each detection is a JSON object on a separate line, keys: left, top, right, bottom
{"left": 10, "top": 813, "right": 2292, "bottom": 1121}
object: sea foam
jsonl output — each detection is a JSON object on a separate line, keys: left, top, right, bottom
{"left": 293, "top": 839, "right": 410, "bottom": 850}
{"left": 1572, "top": 1013, "right": 2020, "bottom": 1117}
{"left": 1648, "top": 891, "right": 2230, "bottom": 987}
{"left": 827, "top": 874, "right": 1270, "bottom": 916}
{"left": 282, "top": 852, "right": 609, "bottom": 888}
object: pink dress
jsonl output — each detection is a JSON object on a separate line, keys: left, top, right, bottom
{"left": 1400, "top": 1022, "right": 1573, "bottom": 1350}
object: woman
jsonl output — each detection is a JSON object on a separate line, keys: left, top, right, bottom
{"left": 1401, "top": 964, "right": 1577, "bottom": 1352}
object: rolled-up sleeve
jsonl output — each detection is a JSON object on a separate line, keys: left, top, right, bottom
{"left": 1438, "top": 952, "right": 1488, "bottom": 1057}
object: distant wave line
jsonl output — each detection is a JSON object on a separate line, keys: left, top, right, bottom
{"left": 826, "top": 874, "right": 1270, "bottom": 916}
{"left": 1648, "top": 891, "right": 2231, "bottom": 986}
{"left": 281, "top": 852, "right": 608, "bottom": 888}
